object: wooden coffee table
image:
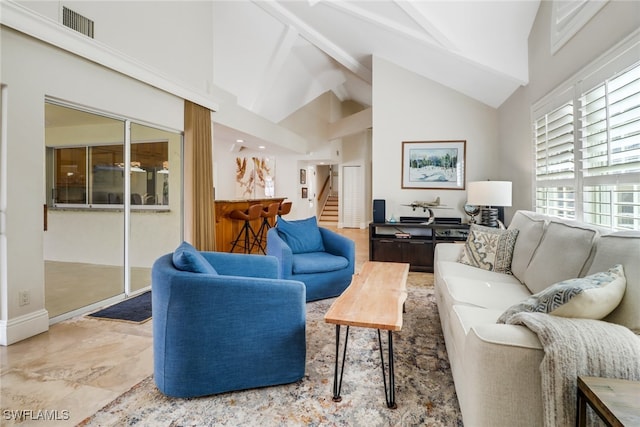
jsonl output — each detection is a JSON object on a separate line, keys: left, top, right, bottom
{"left": 324, "top": 261, "right": 409, "bottom": 408}
{"left": 577, "top": 376, "right": 640, "bottom": 426}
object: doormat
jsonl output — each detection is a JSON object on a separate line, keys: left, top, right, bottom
{"left": 88, "top": 291, "right": 152, "bottom": 323}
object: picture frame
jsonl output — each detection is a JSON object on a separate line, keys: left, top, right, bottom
{"left": 401, "top": 140, "right": 466, "bottom": 190}
{"left": 301, "top": 187, "right": 308, "bottom": 199}
{"left": 300, "top": 168, "right": 306, "bottom": 184}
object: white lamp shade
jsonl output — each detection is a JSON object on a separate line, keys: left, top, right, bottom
{"left": 467, "top": 181, "right": 512, "bottom": 207}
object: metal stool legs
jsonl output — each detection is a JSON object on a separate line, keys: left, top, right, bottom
{"left": 255, "top": 202, "right": 279, "bottom": 254}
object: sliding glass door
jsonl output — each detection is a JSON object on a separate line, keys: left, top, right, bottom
{"left": 128, "top": 122, "right": 182, "bottom": 294}
{"left": 44, "top": 102, "right": 182, "bottom": 319}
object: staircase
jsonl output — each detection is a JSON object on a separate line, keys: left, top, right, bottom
{"left": 319, "top": 195, "right": 339, "bottom": 225}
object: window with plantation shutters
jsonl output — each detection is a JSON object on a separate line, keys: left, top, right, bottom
{"left": 532, "top": 32, "right": 640, "bottom": 230}
{"left": 535, "top": 103, "right": 575, "bottom": 180}
{"left": 579, "top": 62, "right": 640, "bottom": 229}
{"left": 534, "top": 102, "right": 576, "bottom": 218}
{"left": 580, "top": 63, "right": 640, "bottom": 178}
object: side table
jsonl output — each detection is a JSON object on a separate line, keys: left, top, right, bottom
{"left": 576, "top": 376, "right": 640, "bottom": 426}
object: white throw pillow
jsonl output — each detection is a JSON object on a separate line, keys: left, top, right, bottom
{"left": 457, "top": 224, "right": 519, "bottom": 274}
{"left": 497, "top": 264, "right": 626, "bottom": 323}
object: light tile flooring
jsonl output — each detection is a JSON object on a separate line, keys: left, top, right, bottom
{"left": 0, "top": 226, "right": 369, "bottom": 426}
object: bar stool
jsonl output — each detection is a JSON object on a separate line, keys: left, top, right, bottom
{"left": 255, "top": 202, "right": 280, "bottom": 254}
{"left": 228, "top": 204, "right": 263, "bottom": 253}
{"left": 277, "top": 201, "right": 292, "bottom": 219}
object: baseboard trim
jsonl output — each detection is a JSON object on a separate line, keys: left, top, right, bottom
{"left": 0, "top": 309, "right": 49, "bottom": 346}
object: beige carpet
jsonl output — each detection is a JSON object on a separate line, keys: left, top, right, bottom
{"left": 79, "top": 273, "right": 462, "bottom": 426}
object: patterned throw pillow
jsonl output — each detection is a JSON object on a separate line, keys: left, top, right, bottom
{"left": 457, "top": 224, "right": 519, "bottom": 274}
{"left": 497, "top": 264, "right": 626, "bottom": 323}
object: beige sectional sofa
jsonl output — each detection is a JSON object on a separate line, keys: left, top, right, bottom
{"left": 434, "top": 210, "right": 640, "bottom": 427}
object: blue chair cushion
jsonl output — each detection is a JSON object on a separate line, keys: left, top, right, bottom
{"left": 276, "top": 216, "right": 325, "bottom": 254}
{"left": 291, "top": 252, "right": 349, "bottom": 274}
{"left": 172, "top": 241, "right": 218, "bottom": 274}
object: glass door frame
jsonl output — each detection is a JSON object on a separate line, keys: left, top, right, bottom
{"left": 45, "top": 98, "right": 183, "bottom": 320}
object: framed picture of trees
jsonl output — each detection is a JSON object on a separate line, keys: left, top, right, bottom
{"left": 401, "top": 140, "right": 466, "bottom": 189}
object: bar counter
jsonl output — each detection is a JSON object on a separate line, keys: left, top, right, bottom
{"left": 214, "top": 198, "right": 286, "bottom": 253}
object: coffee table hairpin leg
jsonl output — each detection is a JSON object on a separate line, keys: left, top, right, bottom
{"left": 331, "top": 324, "right": 398, "bottom": 409}
{"left": 332, "top": 325, "right": 350, "bottom": 403}
{"left": 378, "top": 329, "right": 397, "bottom": 409}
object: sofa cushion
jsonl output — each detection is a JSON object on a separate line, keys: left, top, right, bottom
{"left": 458, "top": 225, "right": 519, "bottom": 274}
{"left": 443, "top": 276, "right": 533, "bottom": 310}
{"left": 522, "top": 220, "right": 598, "bottom": 294}
{"left": 172, "top": 241, "right": 218, "bottom": 274}
{"left": 291, "top": 252, "right": 349, "bottom": 274}
{"left": 497, "top": 264, "right": 625, "bottom": 323}
{"left": 507, "top": 211, "right": 546, "bottom": 282}
{"left": 276, "top": 216, "right": 325, "bottom": 254}
{"left": 588, "top": 232, "right": 640, "bottom": 333}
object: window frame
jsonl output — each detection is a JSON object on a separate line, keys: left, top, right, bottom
{"left": 51, "top": 141, "right": 171, "bottom": 211}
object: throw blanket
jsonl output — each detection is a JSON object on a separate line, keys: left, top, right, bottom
{"left": 506, "top": 312, "right": 640, "bottom": 427}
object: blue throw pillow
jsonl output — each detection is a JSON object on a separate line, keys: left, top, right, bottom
{"left": 172, "top": 241, "right": 217, "bottom": 274}
{"left": 276, "top": 216, "right": 325, "bottom": 254}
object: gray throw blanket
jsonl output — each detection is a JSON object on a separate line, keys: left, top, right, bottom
{"left": 506, "top": 312, "right": 640, "bottom": 427}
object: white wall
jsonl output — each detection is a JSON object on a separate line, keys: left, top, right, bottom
{"left": 212, "top": 141, "right": 314, "bottom": 218}
{"left": 18, "top": 0, "right": 214, "bottom": 98}
{"left": 498, "top": 0, "right": 640, "bottom": 222}
{"left": 372, "top": 57, "right": 499, "bottom": 222}
{"left": 0, "top": 27, "right": 186, "bottom": 344}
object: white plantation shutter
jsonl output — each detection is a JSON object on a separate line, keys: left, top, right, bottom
{"left": 535, "top": 103, "right": 575, "bottom": 181}
{"left": 532, "top": 33, "right": 640, "bottom": 230}
{"left": 580, "top": 63, "right": 640, "bottom": 178}
{"left": 534, "top": 102, "right": 576, "bottom": 218}
{"left": 579, "top": 62, "right": 640, "bottom": 229}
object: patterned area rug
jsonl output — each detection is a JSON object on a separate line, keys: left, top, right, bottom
{"left": 79, "top": 273, "right": 462, "bottom": 426}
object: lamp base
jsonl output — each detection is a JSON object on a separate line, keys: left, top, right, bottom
{"left": 479, "top": 207, "right": 499, "bottom": 228}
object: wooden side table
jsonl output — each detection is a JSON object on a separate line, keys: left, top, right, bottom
{"left": 576, "top": 376, "right": 640, "bottom": 426}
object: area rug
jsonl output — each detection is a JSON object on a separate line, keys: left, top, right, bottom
{"left": 87, "top": 291, "right": 151, "bottom": 323}
{"left": 80, "top": 274, "right": 462, "bottom": 426}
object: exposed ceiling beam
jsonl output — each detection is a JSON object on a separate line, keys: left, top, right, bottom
{"left": 253, "top": 0, "right": 371, "bottom": 84}
{"left": 249, "top": 24, "right": 299, "bottom": 112}
{"left": 394, "top": 0, "right": 457, "bottom": 51}
{"left": 325, "top": 0, "right": 454, "bottom": 50}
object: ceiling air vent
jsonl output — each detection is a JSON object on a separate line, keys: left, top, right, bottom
{"left": 62, "top": 6, "right": 94, "bottom": 38}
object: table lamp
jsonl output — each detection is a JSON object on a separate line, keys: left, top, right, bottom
{"left": 466, "top": 181, "right": 512, "bottom": 228}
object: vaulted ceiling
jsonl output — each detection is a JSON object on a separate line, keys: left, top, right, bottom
{"left": 212, "top": 0, "right": 541, "bottom": 127}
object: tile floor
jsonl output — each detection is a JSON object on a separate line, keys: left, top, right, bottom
{"left": 0, "top": 226, "right": 369, "bottom": 426}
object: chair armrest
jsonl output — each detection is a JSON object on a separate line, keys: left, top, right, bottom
{"left": 319, "top": 227, "right": 356, "bottom": 265}
{"left": 200, "top": 251, "right": 279, "bottom": 279}
{"left": 266, "top": 227, "right": 294, "bottom": 279}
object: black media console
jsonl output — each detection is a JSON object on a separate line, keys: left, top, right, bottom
{"left": 369, "top": 218, "right": 470, "bottom": 272}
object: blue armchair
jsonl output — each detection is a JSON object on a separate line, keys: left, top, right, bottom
{"left": 267, "top": 216, "right": 355, "bottom": 302}
{"left": 152, "top": 242, "right": 306, "bottom": 398}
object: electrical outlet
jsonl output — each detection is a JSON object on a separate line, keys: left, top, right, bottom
{"left": 19, "top": 290, "right": 30, "bottom": 306}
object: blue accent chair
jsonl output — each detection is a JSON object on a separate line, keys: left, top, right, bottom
{"left": 266, "top": 216, "right": 355, "bottom": 302}
{"left": 152, "top": 244, "right": 306, "bottom": 398}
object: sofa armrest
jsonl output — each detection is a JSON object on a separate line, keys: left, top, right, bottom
{"left": 434, "top": 242, "right": 464, "bottom": 264}
{"left": 266, "top": 227, "right": 294, "bottom": 279}
{"left": 200, "top": 251, "right": 279, "bottom": 279}
{"left": 462, "top": 324, "right": 544, "bottom": 426}
{"left": 319, "top": 227, "right": 356, "bottom": 266}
